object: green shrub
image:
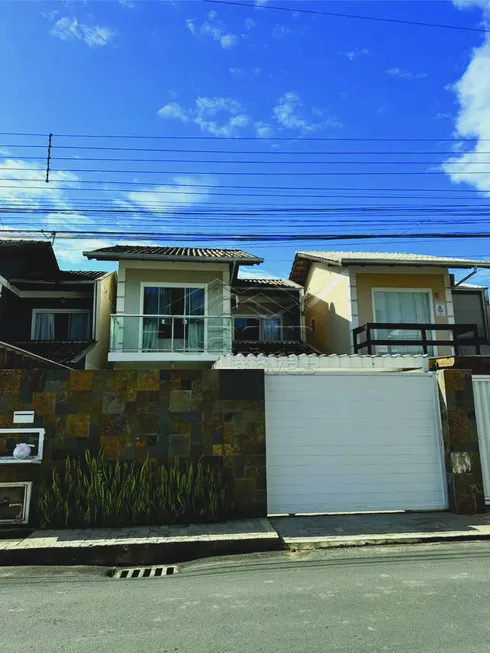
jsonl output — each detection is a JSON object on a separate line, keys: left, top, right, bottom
{"left": 37, "top": 449, "right": 231, "bottom": 529}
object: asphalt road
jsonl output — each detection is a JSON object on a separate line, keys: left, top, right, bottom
{"left": 2, "top": 542, "right": 490, "bottom": 652}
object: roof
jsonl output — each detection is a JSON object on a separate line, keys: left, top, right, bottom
{"left": 11, "top": 341, "right": 97, "bottom": 365}
{"left": 232, "top": 340, "right": 317, "bottom": 356}
{"left": 0, "top": 341, "right": 72, "bottom": 370}
{"left": 0, "top": 239, "right": 53, "bottom": 250}
{"left": 291, "top": 251, "right": 490, "bottom": 284}
{"left": 234, "top": 277, "right": 302, "bottom": 289}
{"left": 84, "top": 245, "right": 263, "bottom": 265}
{"left": 59, "top": 270, "right": 108, "bottom": 281}
{"left": 453, "top": 282, "right": 487, "bottom": 290}
{"left": 12, "top": 270, "right": 108, "bottom": 284}
{"left": 0, "top": 239, "right": 60, "bottom": 281}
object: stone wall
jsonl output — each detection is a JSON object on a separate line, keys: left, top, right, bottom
{"left": 437, "top": 368, "right": 486, "bottom": 514}
{"left": 0, "top": 368, "right": 266, "bottom": 519}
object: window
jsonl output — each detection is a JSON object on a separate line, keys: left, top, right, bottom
{"left": 0, "top": 428, "right": 45, "bottom": 464}
{"left": 234, "top": 317, "right": 282, "bottom": 341}
{"left": 32, "top": 311, "right": 90, "bottom": 341}
{"left": 141, "top": 285, "right": 205, "bottom": 352}
{"left": 372, "top": 289, "right": 433, "bottom": 355}
{"left": 0, "top": 482, "right": 32, "bottom": 524}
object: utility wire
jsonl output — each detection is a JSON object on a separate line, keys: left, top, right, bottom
{"left": 2, "top": 229, "right": 490, "bottom": 241}
{"left": 1, "top": 131, "right": 489, "bottom": 142}
{"left": 1, "top": 179, "right": 487, "bottom": 194}
{"left": 202, "top": 0, "right": 490, "bottom": 34}
{"left": 6, "top": 166, "right": 490, "bottom": 176}
{"left": 39, "top": 157, "right": 490, "bottom": 165}
{"left": 2, "top": 144, "right": 488, "bottom": 155}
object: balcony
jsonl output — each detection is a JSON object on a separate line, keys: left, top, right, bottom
{"left": 352, "top": 322, "right": 483, "bottom": 356}
{"left": 109, "top": 314, "right": 234, "bottom": 362}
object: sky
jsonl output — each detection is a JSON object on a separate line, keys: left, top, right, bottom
{"left": 1, "top": 0, "right": 490, "bottom": 282}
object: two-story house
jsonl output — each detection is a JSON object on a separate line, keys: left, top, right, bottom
{"left": 0, "top": 240, "right": 115, "bottom": 369}
{"left": 290, "top": 251, "right": 490, "bottom": 356}
{"left": 84, "top": 245, "right": 311, "bottom": 367}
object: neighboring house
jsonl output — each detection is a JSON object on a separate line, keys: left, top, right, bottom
{"left": 84, "top": 245, "right": 313, "bottom": 367}
{"left": 231, "top": 277, "right": 312, "bottom": 356}
{"left": 451, "top": 281, "right": 490, "bottom": 355}
{"left": 290, "top": 251, "right": 490, "bottom": 356}
{"left": 0, "top": 240, "right": 115, "bottom": 369}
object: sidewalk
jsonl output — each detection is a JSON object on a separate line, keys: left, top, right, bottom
{"left": 0, "top": 519, "right": 280, "bottom": 566}
{"left": 2, "top": 512, "right": 490, "bottom": 566}
{"left": 271, "top": 511, "right": 490, "bottom": 550}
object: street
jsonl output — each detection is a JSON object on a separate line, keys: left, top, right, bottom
{"left": 1, "top": 542, "right": 490, "bottom": 652}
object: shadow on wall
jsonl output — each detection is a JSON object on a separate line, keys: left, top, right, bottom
{"left": 305, "top": 295, "right": 352, "bottom": 355}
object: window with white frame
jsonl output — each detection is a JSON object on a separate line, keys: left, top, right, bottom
{"left": 0, "top": 482, "right": 32, "bottom": 524}
{"left": 234, "top": 316, "right": 282, "bottom": 341}
{"left": 32, "top": 310, "right": 90, "bottom": 341}
{"left": 0, "top": 428, "right": 45, "bottom": 464}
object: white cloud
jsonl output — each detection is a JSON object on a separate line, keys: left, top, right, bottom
{"left": 185, "top": 18, "right": 197, "bottom": 35}
{"left": 272, "top": 23, "right": 292, "bottom": 39}
{"left": 158, "top": 92, "right": 340, "bottom": 138}
{"left": 229, "top": 67, "right": 244, "bottom": 78}
{"left": 186, "top": 12, "right": 239, "bottom": 49}
{"left": 255, "top": 0, "right": 269, "bottom": 5}
{"left": 125, "top": 176, "right": 211, "bottom": 213}
{"left": 118, "top": 0, "right": 135, "bottom": 7}
{"left": 219, "top": 33, "right": 238, "bottom": 49}
{"left": 386, "top": 67, "right": 427, "bottom": 80}
{"left": 442, "top": 1, "right": 490, "bottom": 193}
{"left": 0, "top": 159, "right": 113, "bottom": 266}
{"left": 156, "top": 102, "right": 190, "bottom": 121}
{"left": 49, "top": 17, "right": 117, "bottom": 47}
{"left": 245, "top": 18, "right": 256, "bottom": 29}
{"left": 273, "top": 92, "right": 343, "bottom": 133}
{"left": 0, "top": 159, "right": 79, "bottom": 206}
{"left": 338, "top": 48, "right": 369, "bottom": 61}
{"left": 237, "top": 268, "right": 281, "bottom": 280}
{"left": 254, "top": 121, "right": 274, "bottom": 138}
{"left": 229, "top": 67, "right": 260, "bottom": 80}
{"left": 157, "top": 96, "right": 253, "bottom": 137}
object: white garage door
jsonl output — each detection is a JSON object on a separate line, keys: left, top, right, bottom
{"left": 266, "top": 372, "right": 447, "bottom": 514}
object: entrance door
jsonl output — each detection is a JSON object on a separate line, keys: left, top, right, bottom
{"left": 372, "top": 290, "right": 432, "bottom": 354}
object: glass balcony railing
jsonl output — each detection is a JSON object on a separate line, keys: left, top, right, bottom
{"left": 110, "top": 314, "right": 234, "bottom": 354}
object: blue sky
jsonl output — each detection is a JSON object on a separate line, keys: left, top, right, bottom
{"left": 1, "top": 0, "right": 490, "bottom": 282}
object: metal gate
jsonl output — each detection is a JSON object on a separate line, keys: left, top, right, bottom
{"left": 266, "top": 371, "right": 447, "bottom": 515}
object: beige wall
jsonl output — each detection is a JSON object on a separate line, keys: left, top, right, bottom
{"left": 85, "top": 273, "right": 116, "bottom": 370}
{"left": 355, "top": 270, "right": 452, "bottom": 356}
{"left": 302, "top": 263, "right": 454, "bottom": 356}
{"left": 117, "top": 263, "right": 230, "bottom": 354}
{"left": 304, "top": 263, "right": 352, "bottom": 354}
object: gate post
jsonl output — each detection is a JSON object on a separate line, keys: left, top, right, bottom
{"left": 437, "top": 369, "right": 486, "bottom": 514}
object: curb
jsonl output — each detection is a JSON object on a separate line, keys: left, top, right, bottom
{"left": 0, "top": 536, "right": 283, "bottom": 567}
{"left": 281, "top": 531, "right": 490, "bottom": 551}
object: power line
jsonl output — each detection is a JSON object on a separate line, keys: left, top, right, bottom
{"left": 2, "top": 228, "right": 490, "bottom": 241}
{"left": 1, "top": 131, "right": 488, "bottom": 143}
{"left": 202, "top": 0, "right": 490, "bottom": 34}
{"left": 8, "top": 166, "right": 490, "bottom": 176}
{"left": 41, "top": 157, "right": 490, "bottom": 165}
{"left": 4, "top": 144, "right": 489, "bottom": 155}
{"left": 0, "top": 167, "right": 490, "bottom": 177}
{"left": 2, "top": 179, "right": 488, "bottom": 195}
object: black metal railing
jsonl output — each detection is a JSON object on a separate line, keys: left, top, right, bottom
{"left": 352, "top": 322, "right": 482, "bottom": 355}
